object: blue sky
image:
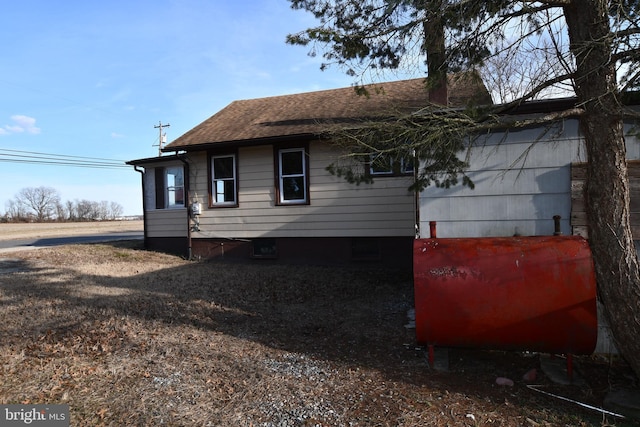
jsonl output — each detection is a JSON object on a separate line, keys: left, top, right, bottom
{"left": 0, "top": 0, "right": 417, "bottom": 216}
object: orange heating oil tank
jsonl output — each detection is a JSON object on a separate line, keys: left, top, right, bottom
{"left": 413, "top": 232, "right": 598, "bottom": 355}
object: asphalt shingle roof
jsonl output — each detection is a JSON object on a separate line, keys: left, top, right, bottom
{"left": 163, "top": 74, "right": 492, "bottom": 152}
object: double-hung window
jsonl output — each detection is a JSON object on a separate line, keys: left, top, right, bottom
{"left": 154, "top": 166, "right": 184, "bottom": 209}
{"left": 165, "top": 167, "right": 185, "bottom": 208}
{"left": 210, "top": 153, "right": 237, "bottom": 206}
{"left": 277, "top": 146, "right": 308, "bottom": 205}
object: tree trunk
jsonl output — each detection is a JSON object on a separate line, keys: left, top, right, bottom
{"left": 564, "top": 1, "right": 640, "bottom": 377}
{"left": 424, "top": 5, "right": 447, "bottom": 105}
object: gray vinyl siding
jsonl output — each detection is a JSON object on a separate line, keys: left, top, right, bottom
{"left": 146, "top": 209, "right": 188, "bottom": 237}
{"left": 190, "top": 141, "right": 416, "bottom": 239}
{"left": 419, "top": 119, "right": 586, "bottom": 238}
{"left": 141, "top": 161, "right": 189, "bottom": 238}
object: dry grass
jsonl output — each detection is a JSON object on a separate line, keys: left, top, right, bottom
{"left": 0, "top": 220, "right": 143, "bottom": 241}
{"left": 0, "top": 240, "right": 638, "bottom": 426}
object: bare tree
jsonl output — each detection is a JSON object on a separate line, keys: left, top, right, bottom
{"left": 66, "top": 200, "right": 76, "bottom": 221}
{"left": 96, "top": 201, "right": 109, "bottom": 220}
{"left": 75, "top": 199, "right": 94, "bottom": 221}
{"left": 5, "top": 189, "right": 127, "bottom": 223}
{"left": 4, "top": 199, "right": 28, "bottom": 222}
{"left": 109, "top": 201, "right": 124, "bottom": 220}
{"left": 15, "top": 186, "right": 60, "bottom": 222}
{"left": 479, "top": 25, "right": 574, "bottom": 103}
{"left": 54, "top": 201, "right": 67, "bottom": 222}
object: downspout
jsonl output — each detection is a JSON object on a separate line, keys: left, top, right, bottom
{"left": 178, "top": 156, "right": 192, "bottom": 260}
{"left": 133, "top": 166, "right": 149, "bottom": 248}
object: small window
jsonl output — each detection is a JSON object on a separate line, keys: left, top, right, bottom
{"left": 211, "top": 154, "right": 237, "bottom": 206}
{"left": 252, "top": 238, "right": 277, "bottom": 258}
{"left": 277, "top": 147, "right": 308, "bottom": 205}
{"left": 165, "top": 167, "right": 185, "bottom": 208}
{"left": 401, "top": 156, "right": 415, "bottom": 174}
{"left": 370, "top": 154, "right": 394, "bottom": 175}
{"left": 369, "top": 154, "right": 414, "bottom": 176}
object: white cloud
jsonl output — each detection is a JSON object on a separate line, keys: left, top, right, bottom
{"left": 1, "top": 115, "right": 41, "bottom": 135}
{"left": 111, "top": 132, "right": 125, "bottom": 138}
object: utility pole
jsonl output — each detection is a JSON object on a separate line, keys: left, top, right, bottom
{"left": 154, "top": 121, "right": 170, "bottom": 156}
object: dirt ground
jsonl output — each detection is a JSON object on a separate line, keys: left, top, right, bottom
{"left": 0, "top": 220, "right": 143, "bottom": 241}
{"left": 0, "top": 230, "right": 638, "bottom": 425}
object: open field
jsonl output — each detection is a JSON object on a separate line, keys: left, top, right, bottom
{"left": 0, "top": 241, "right": 638, "bottom": 426}
{"left": 0, "top": 220, "right": 143, "bottom": 241}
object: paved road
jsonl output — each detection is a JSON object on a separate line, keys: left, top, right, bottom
{"left": 0, "top": 231, "right": 144, "bottom": 253}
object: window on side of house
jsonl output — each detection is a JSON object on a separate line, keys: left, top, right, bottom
{"left": 369, "top": 154, "right": 394, "bottom": 175}
{"left": 210, "top": 153, "right": 238, "bottom": 207}
{"left": 154, "top": 166, "right": 185, "bottom": 209}
{"left": 276, "top": 146, "right": 309, "bottom": 205}
{"left": 369, "top": 153, "right": 414, "bottom": 177}
{"left": 165, "top": 167, "right": 185, "bottom": 208}
{"left": 401, "top": 156, "right": 415, "bottom": 174}
{"left": 252, "top": 238, "right": 277, "bottom": 258}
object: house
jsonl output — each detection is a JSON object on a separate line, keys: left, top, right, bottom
{"left": 127, "top": 75, "right": 491, "bottom": 268}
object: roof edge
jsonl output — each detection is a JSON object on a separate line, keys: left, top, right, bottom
{"left": 126, "top": 153, "right": 187, "bottom": 166}
{"left": 162, "top": 133, "right": 323, "bottom": 153}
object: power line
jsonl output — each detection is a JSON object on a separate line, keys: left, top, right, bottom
{"left": 0, "top": 152, "right": 125, "bottom": 167}
{"left": 0, "top": 148, "right": 130, "bottom": 170}
{"left": 0, "top": 148, "right": 127, "bottom": 162}
{"left": 0, "top": 158, "right": 129, "bottom": 169}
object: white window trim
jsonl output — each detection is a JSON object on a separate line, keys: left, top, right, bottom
{"left": 278, "top": 147, "right": 308, "bottom": 205}
{"left": 369, "top": 154, "right": 414, "bottom": 176}
{"left": 369, "top": 154, "right": 394, "bottom": 176}
{"left": 165, "top": 166, "right": 185, "bottom": 209}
